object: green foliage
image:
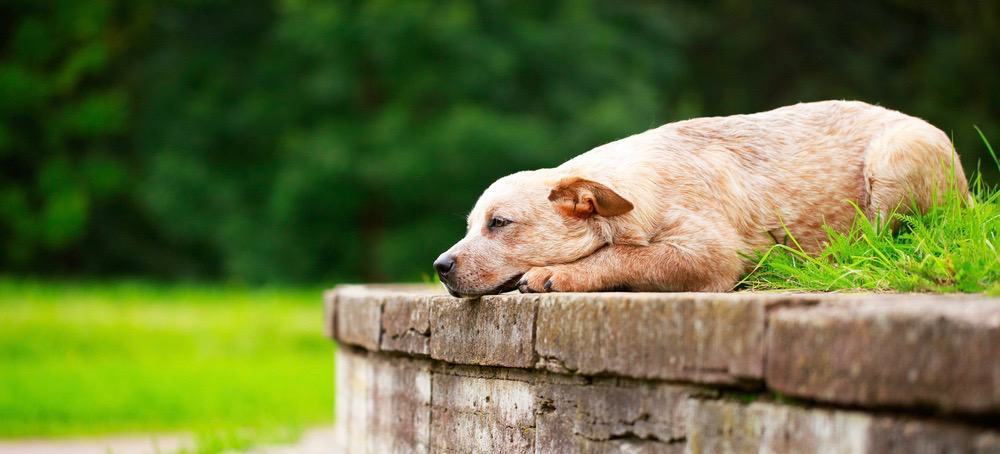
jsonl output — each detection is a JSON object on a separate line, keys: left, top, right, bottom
{"left": 0, "top": 280, "right": 332, "bottom": 438}
{"left": 0, "top": 1, "right": 147, "bottom": 270}
{"left": 132, "top": 0, "right": 688, "bottom": 283}
{"left": 741, "top": 137, "right": 1000, "bottom": 294}
{"left": 1, "top": 0, "right": 998, "bottom": 283}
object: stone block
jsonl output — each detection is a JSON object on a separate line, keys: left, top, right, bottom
{"left": 333, "top": 347, "right": 432, "bottom": 453}
{"left": 333, "top": 285, "right": 383, "bottom": 351}
{"left": 685, "top": 399, "right": 1000, "bottom": 453}
{"left": 867, "top": 417, "right": 1000, "bottom": 453}
{"left": 430, "top": 294, "right": 538, "bottom": 368}
{"left": 333, "top": 347, "right": 373, "bottom": 453}
{"left": 331, "top": 284, "right": 445, "bottom": 351}
{"left": 685, "top": 399, "right": 872, "bottom": 453}
{"left": 535, "top": 378, "right": 703, "bottom": 453}
{"left": 380, "top": 294, "right": 432, "bottom": 355}
{"left": 369, "top": 356, "right": 431, "bottom": 453}
{"left": 766, "top": 295, "right": 1000, "bottom": 414}
{"left": 430, "top": 370, "right": 536, "bottom": 453}
{"left": 534, "top": 293, "right": 796, "bottom": 385}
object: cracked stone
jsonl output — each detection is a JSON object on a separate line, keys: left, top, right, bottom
{"left": 534, "top": 378, "right": 703, "bottom": 453}
{"left": 430, "top": 370, "right": 536, "bottom": 452}
{"left": 332, "top": 284, "right": 443, "bottom": 352}
{"left": 534, "top": 293, "right": 790, "bottom": 385}
{"left": 332, "top": 347, "right": 432, "bottom": 453}
{"left": 766, "top": 295, "right": 1000, "bottom": 414}
{"left": 381, "top": 293, "right": 433, "bottom": 355}
{"left": 430, "top": 294, "right": 538, "bottom": 368}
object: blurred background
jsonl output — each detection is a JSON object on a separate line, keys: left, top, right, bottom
{"left": 2, "top": 0, "right": 998, "bottom": 284}
{"left": 1, "top": 0, "right": 998, "bottom": 451}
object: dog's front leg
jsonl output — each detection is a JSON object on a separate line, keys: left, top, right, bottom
{"left": 517, "top": 236, "right": 743, "bottom": 293}
{"left": 517, "top": 257, "right": 608, "bottom": 293}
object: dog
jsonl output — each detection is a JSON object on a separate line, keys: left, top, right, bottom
{"left": 433, "top": 100, "right": 968, "bottom": 297}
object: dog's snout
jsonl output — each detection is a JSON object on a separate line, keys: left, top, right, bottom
{"left": 433, "top": 253, "right": 457, "bottom": 277}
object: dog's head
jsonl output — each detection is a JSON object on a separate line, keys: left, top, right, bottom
{"left": 434, "top": 170, "right": 634, "bottom": 297}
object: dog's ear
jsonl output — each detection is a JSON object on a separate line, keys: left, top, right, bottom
{"left": 548, "top": 177, "right": 634, "bottom": 219}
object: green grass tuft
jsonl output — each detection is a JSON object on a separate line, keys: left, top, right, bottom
{"left": 741, "top": 132, "right": 999, "bottom": 295}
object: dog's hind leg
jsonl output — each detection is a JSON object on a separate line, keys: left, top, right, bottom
{"left": 862, "top": 119, "right": 969, "bottom": 226}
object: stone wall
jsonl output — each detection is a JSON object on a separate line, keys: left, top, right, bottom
{"left": 325, "top": 285, "right": 1000, "bottom": 453}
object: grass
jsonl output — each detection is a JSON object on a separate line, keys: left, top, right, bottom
{"left": 0, "top": 280, "right": 334, "bottom": 452}
{"left": 741, "top": 131, "right": 999, "bottom": 294}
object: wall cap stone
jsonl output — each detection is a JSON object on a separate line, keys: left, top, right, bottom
{"left": 327, "top": 285, "right": 1000, "bottom": 416}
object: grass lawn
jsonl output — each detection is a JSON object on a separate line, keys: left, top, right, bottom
{"left": 0, "top": 280, "right": 334, "bottom": 452}
{"left": 742, "top": 133, "right": 999, "bottom": 294}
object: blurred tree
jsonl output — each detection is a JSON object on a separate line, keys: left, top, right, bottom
{"left": 683, "top": 0, "right": 1000, "bottom": 163}
{"left": 0, "top": 0, "right": 997, "bottom": 283}
{"left": 133, "top": 0, "right": 691, "bottom": 282}
{"left": 0, "top": 1, "right": 153, "bottom": 274}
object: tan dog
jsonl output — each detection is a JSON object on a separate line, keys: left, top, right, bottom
{"left": 433, "top": 100, "right": 968, "bottom": 297}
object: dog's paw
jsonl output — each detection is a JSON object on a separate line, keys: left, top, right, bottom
{"left": 517, "top": 267, "right": 553, "bottom": 293}
{"left": 517, "top": 266, "right": 584, "bottom": 293}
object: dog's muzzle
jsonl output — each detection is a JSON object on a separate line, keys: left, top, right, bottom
{"left": 433, "top": 252, "right": 522, "bottom": 298}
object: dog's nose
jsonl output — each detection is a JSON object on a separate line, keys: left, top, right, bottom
{"left": 434, "top": 254, "right": 456, "bottom": 277}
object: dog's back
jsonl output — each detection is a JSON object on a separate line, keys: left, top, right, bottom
{"left": 558, "top": 100, "right": 966, "bottom": 253}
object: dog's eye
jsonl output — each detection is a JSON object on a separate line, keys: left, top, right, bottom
{"left": 488, "top": 217, "right": 511, "bottom": 231}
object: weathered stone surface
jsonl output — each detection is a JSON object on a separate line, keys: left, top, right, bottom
{"left": 430, "top": 294, "right": 538, "bottom": 368}
{"left": 867, "top": 417, "right": 1000, "bottom": 453}
{"left": 369, "top": 355, "right": 431, "bottom": 453}
{"left": 686, "top": 399, "right": 872, "bottom": 453}
{"left": 535, "top": 378, "right": 705, "bottom": 454}
{"left": 685, "top": 398, "right": 1000, "bottom": 453}
{"left": 430, "top": 370, "right": 536, "bottom": 453}
{"left": 766, "top": 295, "right": 1000, "bottom": 414}
{"left": 535, "top": 293, "right": 804, "bottom": 385}
{"left": 333, "top": 347, "right": 432, "bottom": 453}
{"left": 334, "top": 285, "right": 384, "bottom": 351}
{"left": 332, "top": 284, "right": 443, "bottom": 351}
{"left": 333, "top": 347, "right": 373, "bottom": 453}
{"left": 380, "top": 294, "right": 432, "bottom": 355}
{"left": 329, "top": 287, "right": 1000, "bottom": 453}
